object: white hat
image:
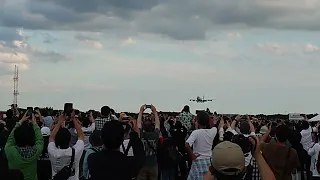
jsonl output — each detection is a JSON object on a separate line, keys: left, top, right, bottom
{"left": 259, "top": 126, "right": 268, "bottom": 135}
{"left": 41, "top": 127, "right": 51, "bottom": 136}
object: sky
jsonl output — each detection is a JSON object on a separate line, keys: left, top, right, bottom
{"left": 1, "top": 0, "right": 320, "bottom": 114}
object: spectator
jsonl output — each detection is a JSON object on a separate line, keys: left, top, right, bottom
{"left": 38, "top": 127, "right": 52, "bottom": 180}
{"left": 308, "top": 132, "right": 320, "bottom": 179}
{"left": 5, "top": 111, "right": 44, "bottom": 180}
{"left": 177, "top": 105, "right": 194, "bottom": 133}
{"left": 185, "top": 111, "right": 217, "bottom": 179}
{"left": 204, "top": 137, "right": 276, "bottom": 180}
{"left": 95, "top": 106, "right": 112, "bottom": 131}
{"left": 48, "top": 112, "right": 85, "bottom": 180}
{"left": 260, "top": 125, "right": 300, "bottom": 180}
{"left": 136, "top": 104, "right": 161, "bottom": 180}
{"left": 82, "top": 130, "right": 103, "bottom": 179}
{"left": 88, "top": 120, "right": 145, "bottom": 180}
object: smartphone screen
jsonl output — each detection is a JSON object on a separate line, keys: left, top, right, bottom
{"left": 27, "top": 107, "right": 33, "bottom": 117}
{"left": 64, "top": 103, "right": 73, "bottom": 116}
{"left": 146, "top": 105, "right": 151, "bottom": 109}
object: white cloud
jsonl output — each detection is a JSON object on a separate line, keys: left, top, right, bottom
{"left": 84, "top": 40, "right": 103, "bottom": 49}
{"left": 256, "top": 42, "right": 320, "bottom": 55}
{"left": 0, "top": 52, "right": 29, "bottom": 63}
{"left": 256, "top": 42, "right": 287, "bottom": 54}
{"left": 304, "top": 43, "right": 320, "bottom": 53}
{"left": 122, "top": 37, "right": 136, "bottom": 46}
{"left": 227, "top": 33, "right": 242, "bottom": 39}
{"left": 12, "top": 40, "right": 28, "bottom": 48}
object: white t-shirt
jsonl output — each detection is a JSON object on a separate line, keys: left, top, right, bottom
{"left": 75, "top": 123, "right": 95, "bottom": 150}
{"left": 308, "top": 143, "right": 320, "bottom": 177}
{"left": 186, "top": 127, "right": 217, "bottom": 160}
{"left": 48, "top": 140, "right": 84, "bottom": 180}
{"left": 120, "top": 139, "right": 134, "bottom": 156}
{"left": 301, "top": 126, "right": 313, "bottom": 151}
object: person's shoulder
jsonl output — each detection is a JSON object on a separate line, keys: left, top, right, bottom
{"left": 290, "top": 147, "right": 299, "bottom": 156}
{"left": 73, "top": 140, "right": 85, "bottom": 150}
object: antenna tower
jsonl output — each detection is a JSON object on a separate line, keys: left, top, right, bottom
{"left": 13, "top": 65, "right": 19, "bottom": 105}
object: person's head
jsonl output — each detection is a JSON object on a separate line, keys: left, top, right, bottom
{"left": 259, "top": 125, "right": 268, "bottom": 135}
{"left": 223, "top": 131, "right": 234, "bottom": 142}
{"left": 14, "top": 121, "right": 35, "bottom": 147}
{"left": 41, "top": 127, "right": 51, "bottom": 137}
{"left": 55, "top": 128, "right": 71, "bottom": 149}
{"left": 110, "top": 109, "right": 115, "bottom": 115}
{"left": 34, "top": 107, "right": 40, "bottom": 117}
{"left": 101, "top": 106, "right": 111, "bottom": 117}
{"left": 5, "top": 109, "right": 13, "bottom": 119}
{"left": 101, "top": 120, "right": 124, "bottom": 150}
{"left": 239, "top": 121, "right": 250, "bottom": 135}
{"left": 182, "top": 105, "right": 190, "bottom": 113}
{"left": 301, "top": 121, "right": 309, "bottom": 130}
{"left": 143, "top": 120, "right": 154, "bottom": 132}
{"left": 0, "top": 122, "right": 5, "bottom": 132}
{"left": 89, "top": 130, "right": 103, "bottom": 147}
{"left": 82, "top": 117, "right": 91, "bottom": 128}
{"left": 287, "top": 129, "right": 302, "bottom": 145}
{"left": 123, "top": 121, "right": 132, "bottom": 137}
{"left": 175, "top": 121, "right": 183, "bottom": 128}
{"left": 275, "top": 125, "right": 288, "bottom": 143}
{"left": 197, "top": 111, "right": 210, "bottom": 128}
{"left": 210, "top": 141, "right": 245, "bottom": 180}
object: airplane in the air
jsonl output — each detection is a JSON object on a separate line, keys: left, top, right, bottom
{"left": 190, "top": 96, "right": 215, "bottom": 103}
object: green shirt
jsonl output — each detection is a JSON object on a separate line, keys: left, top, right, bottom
{"left": 5, "top": 123, "right": 44, "bottom": 180}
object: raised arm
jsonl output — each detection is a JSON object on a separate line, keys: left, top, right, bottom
{"left": 49, "top": 113, "right": 65, "bottom": 142}
{"left": 73, "top": 114, "right": 84, "bottom": 141}
{"left": 137, "top": 105, "right": 145, "bottom": 130}
{"left": 249, "top": 136, "right": 276, "bottom": 180}
{"left": 151, "top": 105, "right": 160, "bottom": 130}
{"left": 31, "top": 113, "right": 44, "bottom": 158}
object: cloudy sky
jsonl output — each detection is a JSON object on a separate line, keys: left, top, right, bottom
{"left": 1, "top": 0, "right": 320, "bottom": 114}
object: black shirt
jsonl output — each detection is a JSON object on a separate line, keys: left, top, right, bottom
{"left": 88, "top": 131, "right": 145, "bottom": 180}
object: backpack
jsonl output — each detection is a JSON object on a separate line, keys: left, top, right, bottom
{"left": 53, "top": 148, "right": 75, "bottom": 180}
{"left": 121, "top": 141, "right": 132, "bottom": 156}
{"left": 317, "top": 151, "right": 320, "bottom": 173}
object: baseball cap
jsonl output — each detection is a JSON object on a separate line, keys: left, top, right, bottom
{"left": 259, "top": 126, "right": 268, "bottom": 135}
{"left": 41, "top": 127, "right": 51, "bottom": 136}
{"left": 211, "top": 141, "right": 245, "bottom": 176}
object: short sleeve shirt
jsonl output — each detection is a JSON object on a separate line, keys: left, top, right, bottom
{"left": 48, "top": 140, "right": 84, "bottom": 180}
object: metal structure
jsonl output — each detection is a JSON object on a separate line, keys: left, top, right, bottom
{"left": 13, "top": 65, "right": 19, "bottom": 105}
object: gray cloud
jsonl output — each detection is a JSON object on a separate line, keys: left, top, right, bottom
{"left": 0, "top": 27, "right": 70, "bottom": 63}
{"left": 29, "top": 48, "right": 71, "bottom": 62}
{"left": 1, "top": 0, "right": 320, "bottom": 40}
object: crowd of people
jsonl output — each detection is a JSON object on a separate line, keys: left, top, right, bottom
{"left": 0, "top": 103, "right": 319, "bottom": 180}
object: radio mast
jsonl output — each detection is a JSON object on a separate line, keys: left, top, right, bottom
{"left": 13, "top": 65, "right": 19, "bottom": 105}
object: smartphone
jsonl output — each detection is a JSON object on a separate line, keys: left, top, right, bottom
{"left": 145, "top": 105, "right": 151, "bottom": 109}
{"left": 27, "top": 107, "right": 33, "bottom": 117}
{"left": 64, "top": 103, "right": 73, "bottom": 116}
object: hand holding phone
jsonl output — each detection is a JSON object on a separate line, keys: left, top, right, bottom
{"left": 64, "top": 103, "right": 73, "bottom": 116}
{"left": 26, "top": 107, "right": 33, "bottom": 118}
